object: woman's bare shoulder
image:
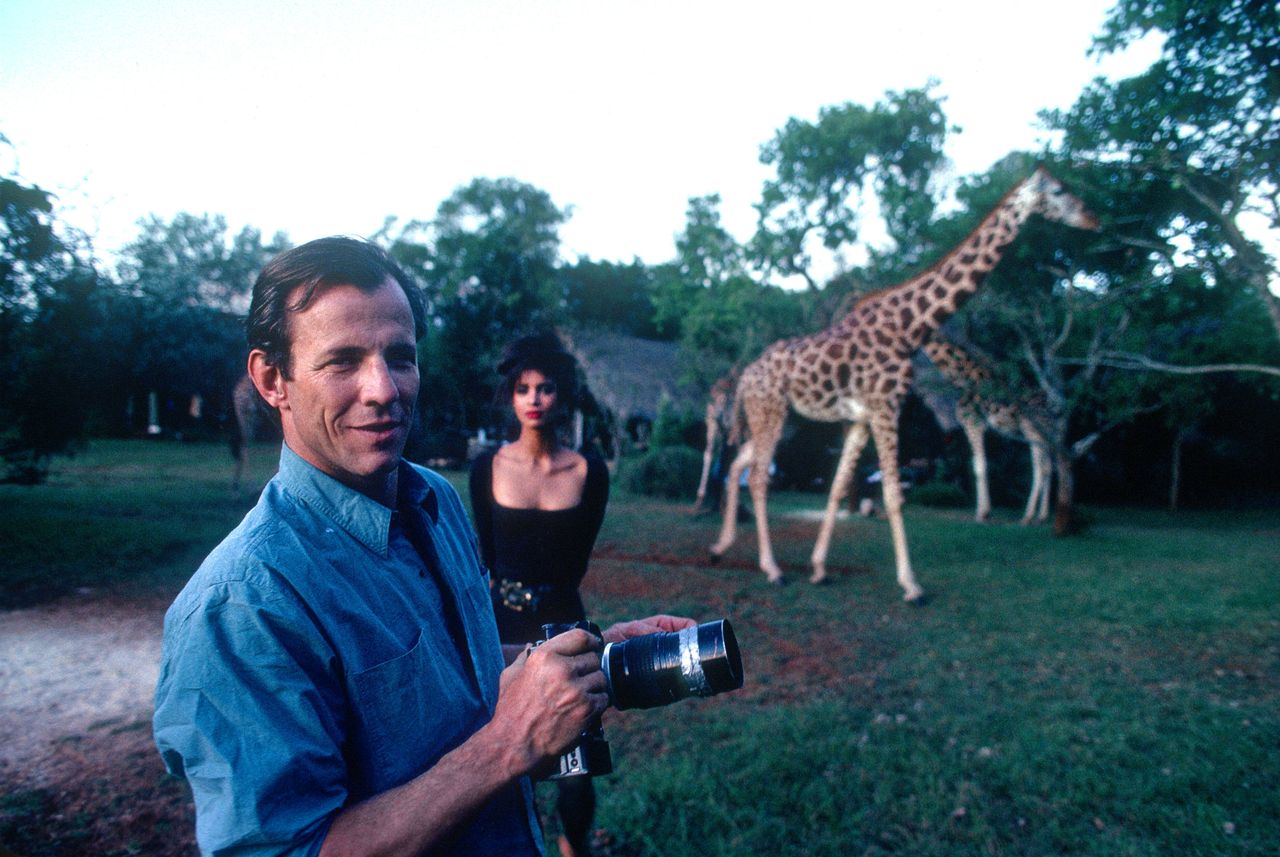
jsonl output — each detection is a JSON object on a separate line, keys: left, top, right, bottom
{"left": 553, "top": 448, "right": 588, "bottom": 480}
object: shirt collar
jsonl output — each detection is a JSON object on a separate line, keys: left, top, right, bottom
{"left": 397, "top": 459, "right": 440, "bottom": 524}
{"left": 276, "top": 445, "right": 438, "bottom": 557}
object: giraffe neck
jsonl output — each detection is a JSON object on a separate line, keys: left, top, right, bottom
{"left": 843, "top": 179, "right": 1039, "bottom": 350}
{"left": 925, "top": 340, "right": 992, "bottom": 388}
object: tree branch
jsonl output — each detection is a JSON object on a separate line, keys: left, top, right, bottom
{"left": 1070, "top": 400, "right": 1163, "bottom": 459}
{"left": 1062, "top": 352, "right": 1280, "bottom": 378}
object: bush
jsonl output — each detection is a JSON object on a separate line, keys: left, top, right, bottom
{"left": 909, "top": 481, "right": 969, "bottom": 508}
{"left": 650, "top": 399, "right": 703, "bottom": 450}
{"left": 619, "top": 446, "right": 703, "bottom": 500}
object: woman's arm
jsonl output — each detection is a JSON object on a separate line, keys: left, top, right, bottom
{"left": 581, "top": 453, "right": 610, "bottom": 550}
{"left": 468, "top": 451, "right": 496, "bottom": 568}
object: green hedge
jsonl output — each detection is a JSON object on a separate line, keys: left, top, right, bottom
{"left": 619, "top": 446, "right": 703, "bottom": 499}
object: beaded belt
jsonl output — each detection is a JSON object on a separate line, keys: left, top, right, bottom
{"left": 496, "top": 578, "right": 561, "bottom": 612}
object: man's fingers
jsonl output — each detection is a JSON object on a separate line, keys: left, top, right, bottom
{"left": 568, "top": 651, "right": 602, "bottom": 677}
{"left": 539, "top": 628, "right": 602, "bottom": 656}
{"left": 647, "top": 613, "right": 697, "bottom": 632}
{"left": 586, "top": 690, "right": 610, "bottom": 717}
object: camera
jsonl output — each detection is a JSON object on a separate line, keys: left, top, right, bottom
{"left": 537, "top": 618, "right": 745, "bottom": 779}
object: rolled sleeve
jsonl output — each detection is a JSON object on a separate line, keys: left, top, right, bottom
{"left": 154, "top": 581, "right": 347, "bottom": 857}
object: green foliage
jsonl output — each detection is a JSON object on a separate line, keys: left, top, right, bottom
{"left": 618, "top": 445, "right": 703, "bottom": 500}
{"left": 753, "top": 85, "right": 952, "bottom": 287}
{"left": 0, "top": 440, "right": 278, "bottom": 608}
{"left": 654, "top": 194, "right": 806, "bottom": 389}
{"left": 649, "top": 398, "right": 702, "bottom": 450}
{"left": 558, "top": 256, "right": 662, "bottom": 339}
{"left": 108, "top": 212, "right": 289, "bottom": 441}
{"left": 389, "top": 178, "right": 568, "bottom": 437}
{"left": 908, "top": 481, "right": 969, "bottom": 508}
{"left": 0, "top": 170, "right": 114, "bottom": 481}
{"left": 119, "top": 213, "right": 287, "bottom": 311}
{"left": 651, "top": 194, "right": 746, "bottom": 335}
{"left": 1048, "top": 0, "right": 1280, "bottom": 345}
{"left": 2, "top": 187, "right": 276, "bottom": 470}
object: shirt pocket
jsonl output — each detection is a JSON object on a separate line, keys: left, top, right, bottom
{"left": 346, "top": 629, "right": 477, "bottom": 798}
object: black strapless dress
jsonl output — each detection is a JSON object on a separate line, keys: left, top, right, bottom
{"left": 469, "top": 450, "right": 609, "bottom": 643}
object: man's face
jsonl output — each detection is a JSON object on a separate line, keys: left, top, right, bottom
{"left": 270, "top": 279, "right": 419, "bottom": 503}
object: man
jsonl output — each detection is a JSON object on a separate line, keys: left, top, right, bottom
{"left": 153, "top": 237, "right": 690, "bottom": 856}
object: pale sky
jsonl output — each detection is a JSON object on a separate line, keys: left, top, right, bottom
{"left": 2, "top": 0, "right": 1162, "bottom": 271}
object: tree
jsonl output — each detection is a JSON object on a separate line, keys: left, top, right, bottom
{"left": 1030, "top": 0, "right": 1280, "bottom": 513}
{"left": 652, "top": 194, "right": 746, "bottom": 333}
{"left": 115, "top": 213, "right": 289, "bottom": 436}
{"left": 0, "top": 168, "right": 109, "bottom": 481}
{"left": 1048, "top": 0, "right": 1280, "bottom": 346}
{"left": 654, "top": 195, "right": 804, "bottom": 391}
{"left": 752, "top": 86, "right": 952, "bottom": 290}
{"left": 387, "top": 178, "right": 568, "bottom": 439}
{"left": 558, "top": 257, "right": 661, "bottom": 339}
{"left": 119, "top": 213, "right": 288, "bottom": 313}
{"left": 0, "top": 175, "right": 59, "bottom": 356}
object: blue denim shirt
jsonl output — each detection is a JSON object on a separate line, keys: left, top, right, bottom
{"left": 153, "top": 446, "right": 543, "bottom": 856}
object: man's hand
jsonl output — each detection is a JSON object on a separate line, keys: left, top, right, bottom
{"left": 601, "top": 614, "right": 696, "bottom": 644}
{"left": 320, "top": 627, "right": 605, "bottom": 856}
{"left": 488, "top": 628, "right": 609, "bottom": 778}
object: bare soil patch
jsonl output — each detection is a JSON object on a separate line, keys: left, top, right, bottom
{"left": 0, "top": 593, "right": 194, "bottom": 856}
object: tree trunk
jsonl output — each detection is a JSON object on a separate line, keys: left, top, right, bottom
{"left": 1052, "top": 451, "right": 1075, "bottom": 536}
{"left": 1263, "top": 282, "right": 1280, "bottom": 348}
{"left": 1169, "top": 426, "right": 1189, "bottom": 512}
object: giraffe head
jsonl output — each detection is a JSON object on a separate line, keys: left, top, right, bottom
{"left": 1019, "top": 166, "right": 1100, "bottom": 232}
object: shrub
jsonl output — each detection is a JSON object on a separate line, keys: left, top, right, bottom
{"left": 909, "top": 481, "right": 969, "bottom": 508}
{"left": 619, "top": 446, "right": 703, "bottom": 500}
{"left": 650, "top": 399, "right": 703, "bottom": 450}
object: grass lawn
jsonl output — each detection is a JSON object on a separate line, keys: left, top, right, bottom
{"left": 0, "top": 439, "right": 278, "bottom": 610}
{"left": 2, "top": 440, "right": 1277, "bottom": 855}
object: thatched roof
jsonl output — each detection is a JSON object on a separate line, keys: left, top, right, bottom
{"left": 560, "top": 329, "right": 701, "bottom": 421}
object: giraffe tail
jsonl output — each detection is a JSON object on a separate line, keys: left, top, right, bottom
{"left": 229, "top": 409, "right": 245, "bottom": 461}
{"left": 726, "top": 384, "right": 746, "bottom": 447}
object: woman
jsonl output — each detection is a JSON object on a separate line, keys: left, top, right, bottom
{"left": 470, "top": 332, "right": 607, "bottom": 857}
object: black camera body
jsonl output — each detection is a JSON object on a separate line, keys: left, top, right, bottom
{"left": 538, "top": 621, "right": 613, "bottom": 780}
{"left": 536, "top": 618, "right": 744, "bottom": 779}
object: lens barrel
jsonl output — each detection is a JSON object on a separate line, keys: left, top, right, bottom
{"left": 602, "top": 619, "right": 744, "bottom": 710}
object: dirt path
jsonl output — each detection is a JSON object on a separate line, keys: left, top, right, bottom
{"left": 0, "top": 592, "right": 166, "bottom": 788}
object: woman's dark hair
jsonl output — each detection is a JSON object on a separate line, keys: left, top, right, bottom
{"left": 246, "top": 236, "right": 427, "bottom": 376}
{"left": 495, "top": 332, "right": 581, "bottom": 436}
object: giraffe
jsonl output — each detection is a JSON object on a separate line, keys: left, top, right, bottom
{"left": 709, "top": 167, "right": 1098, "bottom": 597}
{"left": 694, "top": 372, "right": 738, "bottom": 512}
{"left": 230, "top": 372, "right": 276, "bottom": 493}
{"left": 922, "top": 335, "right": 1054, "bottom": 525}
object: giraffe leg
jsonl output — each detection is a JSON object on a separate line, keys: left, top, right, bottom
{"left": 710, "top": 440, "right": 753, "bottom": 559}
{"left": 1020, "top": 420, "right": 1052, "bottom": 524}
{"left": 233, "top": 448, "right": 247, "bottom": 495}
{"left": 870, "top": 410, "right": 924, "bottom": 603}
{"left": 1032, "top": 443, "right": 1053, "bottom": 523}
{"left": 810, "top": 421, "right": 871, "bottom": 584}
{"left": 694, "top": 414, "right": 718, "bottom": 511}
{"left": 744, "top": 429, "right": 785, "bottom": 583}
{"left": 960, "top": 416, "right": 990, "bottom": 522}
{"left": 1020, "top": 443, "right": 1041, "bottom": 525}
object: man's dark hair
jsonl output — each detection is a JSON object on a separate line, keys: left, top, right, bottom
{"left": 494, "top": 332, "right": 581, "bottom": 437}
{"left": 246, "top": 236, "right": 427, "bottom": 376}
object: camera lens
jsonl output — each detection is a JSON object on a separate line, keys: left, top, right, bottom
{"left": 602, "top": 619, "right": 743, "bottom": 710}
